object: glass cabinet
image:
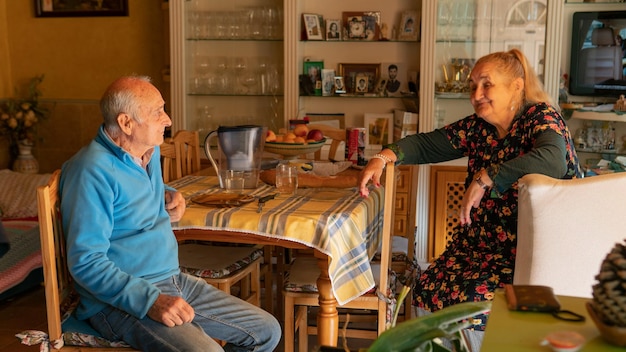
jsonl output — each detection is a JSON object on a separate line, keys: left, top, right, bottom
{"left": 169, "top": 0, "right": 285, "bottom": 143}
{"left": 415, "top": 0, "right": 562, "bottom": 260}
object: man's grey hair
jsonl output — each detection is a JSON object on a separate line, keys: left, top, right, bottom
{"left": 101, "top": 75, "right": 152, "bottom": 139}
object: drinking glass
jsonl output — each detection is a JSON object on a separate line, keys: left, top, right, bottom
{"left": 275, "top": 162, "right": 298, "bottom": 195}
{"left": 221, "top": 170, "right": 245, "bottom": 193}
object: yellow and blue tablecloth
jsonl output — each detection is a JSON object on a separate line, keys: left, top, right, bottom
{"left": 168, "top": 175, "right": 384, "bottom": 305}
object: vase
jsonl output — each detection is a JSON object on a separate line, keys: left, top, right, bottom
{"left": 12, "top": 141, "right": 39, "bottom": 174}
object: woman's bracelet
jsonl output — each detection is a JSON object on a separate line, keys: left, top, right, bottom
{"left": 474, "top": 174, "right": 492, "bottom": 190}
{"left": 371, "top": 153, "right": 393, "bottom": 168}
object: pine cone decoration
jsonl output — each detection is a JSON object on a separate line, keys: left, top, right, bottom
{"left": 591, "top": 241, "right": 626, "bottom": 327}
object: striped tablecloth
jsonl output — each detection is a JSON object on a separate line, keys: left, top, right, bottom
{"left": 169, "top": 175, "right": 384, "bottom": 305}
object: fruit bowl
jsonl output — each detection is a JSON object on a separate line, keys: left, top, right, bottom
{"left": 264, "top": 139, "right": 326, "bottom": 159}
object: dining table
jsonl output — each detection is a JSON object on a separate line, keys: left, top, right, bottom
{"left": 168, "top": 169, "right": 385, "bottom": 347}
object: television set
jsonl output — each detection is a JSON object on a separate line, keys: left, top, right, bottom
{"left": 569, "top": 11, "right": 626, "bottom": 98}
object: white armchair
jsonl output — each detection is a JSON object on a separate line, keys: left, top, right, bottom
{"left": 514, "top": 172, "right": 626, "bottom": 298}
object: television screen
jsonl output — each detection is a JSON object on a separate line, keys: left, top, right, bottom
{"left": 569, "top": 11, "right": 626, "bottom": 98}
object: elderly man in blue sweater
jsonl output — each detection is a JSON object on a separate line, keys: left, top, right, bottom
{"left": 59, "top": 75, "right": 281, "bottom": 351}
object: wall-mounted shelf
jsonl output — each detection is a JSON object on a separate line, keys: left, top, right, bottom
{"left": 571, "top": 110, "right": 626, "bottom": 123}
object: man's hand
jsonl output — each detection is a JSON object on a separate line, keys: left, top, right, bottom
{"left": 147, "top": 294, "right": 195, "bottom": 327}
{"left": 165, "top": 190, "right": 185, "bottom": 222}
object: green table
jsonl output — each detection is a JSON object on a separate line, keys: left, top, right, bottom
{"left": 482, "top": 290, "right": 622, "bottom": 351}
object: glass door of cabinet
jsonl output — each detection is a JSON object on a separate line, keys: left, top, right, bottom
{"left": 170, "top": 0, "right": 285, "bottom": 142}
{"left": 415, "top": 0, "right": 554, "bottom": 262}
{"left": 432, "top": 0, "right": 548, "bottom": 128}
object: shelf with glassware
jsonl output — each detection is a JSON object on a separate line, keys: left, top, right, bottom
{"left": 567, "top": 107, "right": 626, "bottom": 176}
{"left": 169, "top": 0, "right": 285, "bottom": 137}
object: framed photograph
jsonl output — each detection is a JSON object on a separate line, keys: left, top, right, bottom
{"left": 338, "top": 63, "right": 380, "bottom": 94}
{"left": 342, "top": 11, "right": 380, "bottom": 41}
{"left": 355, "top": 73, "right": 369, "bottom": 93}
{"left": 334, "top": 76, "right": 346, "bottom": 94}
{"left": 35, "top": 0, "right": 128, "bottom": 17}
{"left": 303, "top": 61, "right": 324, "bottom": 95}
{"left": 321, "top": 69, "right": 336, "bottom": 96}
{"left": 364, "top": 113, "right": 393, "bottom": 150}
{"left": 381, "top": 62, "right": 408, "bottom": 97}
{"left": 302, "top": 13, "right": 324, "bottom": 40}
{"left": 326, "top": 19, "right": 342, "bottom": 41}
{"left": 398, "top": 11, "right": 419, "bottom": 41}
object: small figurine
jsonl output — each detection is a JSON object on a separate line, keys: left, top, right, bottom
{"left": 614, "top": 95, "right": 626, "bottom": 112}
{"left": 380, "top": 23, "right": 389, "bottom": 40}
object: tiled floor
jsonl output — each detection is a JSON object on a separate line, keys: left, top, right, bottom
{"left": 0, "top": 283, "right": 378, "bottom": 352}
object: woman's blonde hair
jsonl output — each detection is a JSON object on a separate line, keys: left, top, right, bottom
{"left": 474, "top": 48, "right": 554, "bottom": 109}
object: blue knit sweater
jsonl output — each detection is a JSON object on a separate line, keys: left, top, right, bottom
{"left": 59, "top": 125, "right": 179, "bottom": 320}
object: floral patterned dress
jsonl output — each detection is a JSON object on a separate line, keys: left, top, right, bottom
{"left": 409, "top": 103, "right": 580, "bottom": 330}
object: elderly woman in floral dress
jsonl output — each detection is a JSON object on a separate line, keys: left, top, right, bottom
{"left": 358, "top": 49, "right": 580, "bottom": 347}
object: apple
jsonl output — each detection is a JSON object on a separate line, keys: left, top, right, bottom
{"left": 293, "top": 124, "right": 309, "bottom": 137}
{"left": 306, "top": 129, "right": 324, "bottom": 141}
{"left": 265, "top": 130, "right": 277, "bottom": 142}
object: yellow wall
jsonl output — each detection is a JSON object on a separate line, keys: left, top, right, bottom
{"left": 0, "top": 0, "right": 167, "bottom": 172}
{"left": 0, "top": 0, "right": 166, "bottom": 99}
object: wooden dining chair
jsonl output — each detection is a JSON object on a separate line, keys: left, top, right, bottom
{"left": 35, "top": 169, "right": 137, "bottom": 351}
{"left": 160, "top": 140, "right": 181, "bottom": 183}
{"left": 282, "top": 162, "right": 397, "bottom": 351}
{"left": 172, "top": 130, "right": 202, "bottom": 177}
{"left": 306, "top": 123, "right": 345, "bottom": 161}
{"left": 169, "top": 130, "right": 270, "bottom": 310}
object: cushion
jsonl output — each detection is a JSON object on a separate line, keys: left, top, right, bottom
{"left": 283, "top": 257, "right": 408, "bottom": 326}
{"left": 283, "top": 257, "right": 320, "bottom": 293}
{"left": 0, "top": 169, "right": 51, "bottom": 219}
{"left": 372, "top": 235, "right": 411, "bottom": 262}
{"left": 178, "top": 244, "right": 263, "bottom": 279}
{"left": 283, "top": 257, "right": 414, "bottom": 297}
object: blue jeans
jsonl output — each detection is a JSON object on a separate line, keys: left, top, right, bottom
{"left": 88, "top": 273, "right": 281, "bottom": 352}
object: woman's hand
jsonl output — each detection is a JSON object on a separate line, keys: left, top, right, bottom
{"left": 164, "top": 190, "right": 186, "bottom": 222}
{"left": 459, "top": 170, "right": 493, "bottom": 226}
{"left": 358, "top": 158, "right": 386, "bottom": 197}
{"left": 148, "top": 294, "right": 195, "bottom": 327}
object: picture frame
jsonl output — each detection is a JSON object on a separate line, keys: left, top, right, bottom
{"left": 302, "top": 13, "right": 324, "bottom": 40}
{"left": 35, "top": 0, "right": 128, "bottom": 17}
{"left": 303, "top": 60, "right": 324, "bottom": 96}
{"left": 397, "top": 10, "right": 419, "bottom": 41}
{"left": 355, "top": 73, "right": 369, "bottom": 93}
{"left": 364, "top": 113, "right": 393, "bottom": 150}
{"left": 321, "top": 69, "right": 336, "bottom": 96}
{"left": 342, "top": 11, "right": 380, "bottom": 41}
{"left": 338, "top": 63, "right": 380, "bottom": 94}
{"left": 325, "top": 19, "right": 342, "bottom": 41}
{"left": 305, "top": 113, "right": 345, "bottom": 129}
{"left": 381, "top": 62, "right": 408, "bottom": 97}
{"left": 334, "top": 76, "right": 346, "bottom": 94}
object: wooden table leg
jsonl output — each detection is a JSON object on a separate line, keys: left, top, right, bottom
{"left": 315, "top": 252, "right": 338, "bottom": 347}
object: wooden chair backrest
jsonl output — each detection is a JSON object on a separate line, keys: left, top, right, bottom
{"left": 378, "top": 162, "right": 396, "bottom": 322}
{"left": 307, "top": 124, "right": 345, "bottom": 161}
{"left": 172, "top": 130, "right": 202, "bottom": 177}
{"left": 37, "top": 169, "right": 68, "bottom": 343}
{"left": 160, "top": 141, "right": 182, "bottom": 183}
